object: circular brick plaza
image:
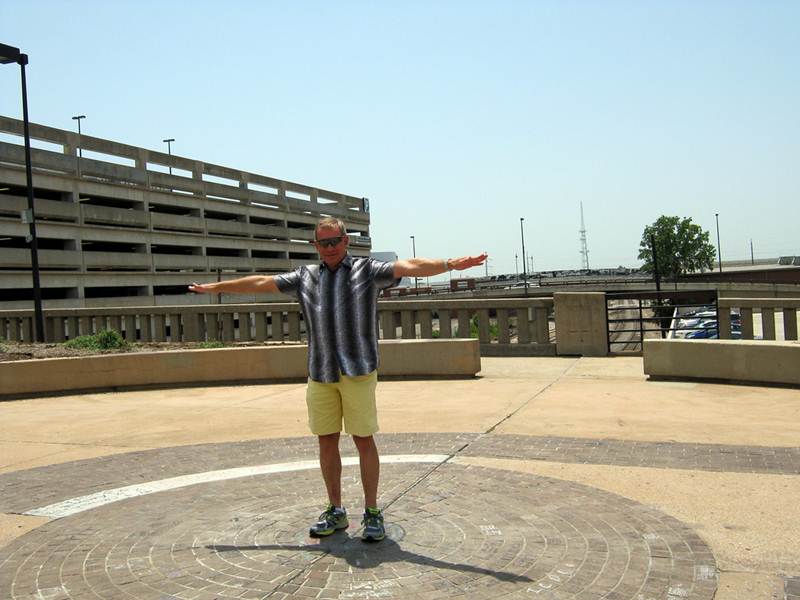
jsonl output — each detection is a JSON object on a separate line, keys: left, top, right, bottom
{"left": 0, "top": 435, "right": 718, "bottom": 599}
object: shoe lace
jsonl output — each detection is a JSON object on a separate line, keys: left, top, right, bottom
{"left": 319, "top": 504, "right": 339, "bottom": 522}
{"left": 362, "top": 511, "right": 383, "bottom": 528}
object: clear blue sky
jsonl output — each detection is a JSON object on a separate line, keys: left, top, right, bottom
{"left": 2, "top": 0, "right": 798, "bottom": 276}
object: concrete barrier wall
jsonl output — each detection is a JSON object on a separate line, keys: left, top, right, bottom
{"left": 0, "top": 339, "right": 480, "bottom": 399}
{"left": 0, "top": 298, "right": 555, "bottom": 356}
{"left": 643, "top": 339, "right": 800, "bottom": 386}
{"left": 554, "top": 292, "right": 608, "bottom": 356}
{"left": 718, "top": 297, "right": 800, "bottom": 341}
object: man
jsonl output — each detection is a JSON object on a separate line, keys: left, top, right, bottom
{"left": 190, "top": 217, "right": 487, "bottom": 541}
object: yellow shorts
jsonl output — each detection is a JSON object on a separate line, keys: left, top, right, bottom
{"left": 306, "top": 371, "right": 379, "bottom": 437}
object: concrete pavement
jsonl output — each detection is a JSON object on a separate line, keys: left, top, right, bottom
{"left": 0, "top": 356, "right": 798, "bottom": 599}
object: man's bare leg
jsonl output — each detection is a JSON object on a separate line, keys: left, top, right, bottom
{"left": 318, "top": 433, "right": 342, "bottom": 506}
{"left": 352, "top": 435, "right": 380, "bottom": 508}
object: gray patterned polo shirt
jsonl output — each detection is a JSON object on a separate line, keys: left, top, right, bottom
{"left": 274, "top": 254, "right": 399, "bottom": 383}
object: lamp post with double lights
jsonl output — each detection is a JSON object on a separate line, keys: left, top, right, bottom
{"left": 71, "top": 115, "right": 85, "bottom": 157}
{"left": 1, "top": 42, "right": 44, "bottom": 341}
{"left": 163, "top": 138, "right": 175, "bottom": 174}
{"left": 72, "top": 115, "right": 85, "bottom": 178}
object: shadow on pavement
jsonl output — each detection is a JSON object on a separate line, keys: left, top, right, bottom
{"left": 208, "top": 532, "right": 532, "bottom": 583}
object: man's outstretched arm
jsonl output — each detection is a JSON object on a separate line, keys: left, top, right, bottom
{"left": 188, "top": 275, "right": 280, "bottom": 295}
{"left": 393, "top": 253, "right": 488, "bottom": 278}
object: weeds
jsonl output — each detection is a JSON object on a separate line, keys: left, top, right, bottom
{"left": 64, "top": 329, "right": 128, "bottom": 351}
{"left": 198, "top": 341, "right": 225, "bottom": 349}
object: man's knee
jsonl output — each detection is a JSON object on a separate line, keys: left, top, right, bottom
{"left": 352, "top": 435, "right": 376, "bottom": 451}
{"left": 318, "top": 432, "right": 340, "bottom": 450}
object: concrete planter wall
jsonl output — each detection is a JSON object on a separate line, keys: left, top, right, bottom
{"left": 643, "top": 339, "right": 800, "bottom": 387}
{"left": 0, "top": 339, "right": 480, "bottom": 399}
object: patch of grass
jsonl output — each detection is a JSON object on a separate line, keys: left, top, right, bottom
{"left": 64, "top": 329, "right": 128, "bottom": 351}
{"left": 198, "top": 340, "right": 225, "bottom": 349}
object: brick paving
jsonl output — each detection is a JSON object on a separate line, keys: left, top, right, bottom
{"left": 462, "top": 434, "right": 800, "bottom": 475}
{"left": 2, "top": 432, "right": 798, "bottom": 598}
{"left": 3, "top": 430, "right": 796, "bottom": 598}
{"left": 1, "top": 433, "right": 797, "bottom": 516}
{"left": 1, "top": 455, "right": 717, "bottom": 599}
{"left": 0, "top": 434, "right": 478, "bottom": 514}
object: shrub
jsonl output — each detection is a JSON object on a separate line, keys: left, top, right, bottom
{"left": 64, "top": 329, "right": 128, "bottom": 351}
{"left": 198, "top": 340, "right": 225, "bottom": 349}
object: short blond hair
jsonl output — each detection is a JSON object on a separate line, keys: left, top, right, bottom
{"left": 315, "top": 217, "right": 346, "bottom": 238}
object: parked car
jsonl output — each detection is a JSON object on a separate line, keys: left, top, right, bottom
{"left": 684, "top": 306, "right": 716, "bottom": 318}
{"left": 686, "top": 323, "right": 742, "bottom": 339}
{"left": 693, "top": 310, "right": 718, "bottom": 319}
{"left": 675, "top": 317, "right": 717, "bottom": 337}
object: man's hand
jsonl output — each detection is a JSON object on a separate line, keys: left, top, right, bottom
{"left": 447, "top": 253, "right": 488, "bottom": 271}
{"left": 188, "top": 282, "right": 217, "bottom": 294}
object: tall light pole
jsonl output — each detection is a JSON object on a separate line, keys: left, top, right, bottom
{"left": 409, "top": 235, "right": 417, "bottom": 289}
{"left": 714, "top": 213, "right": 722, "bottom": 273}
{"left": 515, "top": 253, "right": 518, "bottom": 278}
{"left": 71, "top": 115, "right": 85, "bottom": 157}
{"left": 1, "top": 43, "right": 44, "bottom": 341}
{"left": 520, "top": 217, "right": 528, "bottom": 296}
{"left": 163, "top": 138, "right": 175, "bottom": 175}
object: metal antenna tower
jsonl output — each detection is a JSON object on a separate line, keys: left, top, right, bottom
{"left": 579, "top": 202, "right": 590, "bottom": 270}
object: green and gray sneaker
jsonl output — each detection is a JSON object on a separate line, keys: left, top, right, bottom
{"left": 309, "top": 504, "right": 348, "bottom": 537}
{"left": 361, "top": 508, "right": 385, "bottom": 542}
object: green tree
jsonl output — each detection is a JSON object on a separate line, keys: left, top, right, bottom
{"left": 638, "top": 216, "right": 716, "bottom": 278}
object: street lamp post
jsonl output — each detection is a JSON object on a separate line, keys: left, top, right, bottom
{"left": 71, "top": 115, "right": 85, "bottom": 157}
{"left": 163, "top": 138, "right": 175, "bottom": 175}
{"left": 72, "top": 115, "right": 85, "bottom": 178}
{"left": 715, "top": 213, "right": 722, "bottom": 273}
{"left": 410, "top": 235, "right": 417, "bottom": 289}
{"left": 519, "top": 218, "right": 528, "bottom": 296}
{"left": 1, "top": 43, "right": 45, "bottom": 341}
{"left": 515, "top": 253, "right": 518, "bottom": 278}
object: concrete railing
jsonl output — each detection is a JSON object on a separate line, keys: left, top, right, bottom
{"left": 0, "top": 298, "right": 555, "bottom": 356}
{"left": 719, "top": 298, "right": 799, "bottom": 341}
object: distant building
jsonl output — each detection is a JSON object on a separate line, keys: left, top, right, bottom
{"left": 0, "top": 116, "right": 371, "bottom": 308}
{"left": 370, "top": 251, "right": 397, "bottom": 262}
{"left": 370, "top": 251, "right": 411, "bottom": 287}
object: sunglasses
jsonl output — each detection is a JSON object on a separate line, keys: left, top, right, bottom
{"left": 314, "top": 236, "right": 345, "bottom": 248}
